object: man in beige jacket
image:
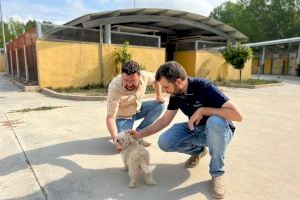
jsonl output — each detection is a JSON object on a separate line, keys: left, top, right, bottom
{"left": 106, "top": 60, "right": 165, "bottom": 151}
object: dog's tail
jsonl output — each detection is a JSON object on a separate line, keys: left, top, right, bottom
{"left": 140, "top": 160, "right": 156, "bottom": 174}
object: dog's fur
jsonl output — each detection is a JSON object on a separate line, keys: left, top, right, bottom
{"left": 115, "top": 132, "right": 156, "bottom": 188}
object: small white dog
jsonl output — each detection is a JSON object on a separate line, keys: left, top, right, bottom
{"left": 115, "top": 132, "right": 156, "bottom": 188}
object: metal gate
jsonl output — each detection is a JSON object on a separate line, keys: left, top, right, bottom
{"left": 6, "top": 28, "right": 38, "bottom": 83}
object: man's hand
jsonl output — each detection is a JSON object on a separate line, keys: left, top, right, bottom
{"left": 156, "top": 95, "right": 165, "bottom": 103}
{"left": 188, "top": 108, "right": 204, "bottom": 130}
{"left": 112, "top": 138, "right": 123, "bottom": 152}
{"left": 128, "top": 130, "right": 142, "bottom": 140}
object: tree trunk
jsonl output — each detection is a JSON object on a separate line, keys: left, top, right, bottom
{"left": 239, "top": 69, "right": 242, "bottom": 82}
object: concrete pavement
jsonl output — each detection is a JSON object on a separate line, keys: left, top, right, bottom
{"left": 1, "top": 72, "right": 300, "bottom": 200}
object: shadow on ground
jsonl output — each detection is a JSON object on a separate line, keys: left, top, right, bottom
{"left": 1, "top": 137, "right": 212, "bottom": 200}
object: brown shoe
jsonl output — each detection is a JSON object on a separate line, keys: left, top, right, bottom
{"left": 138, "top": 138, "right": 151, "bottom": 147}
{"left": 185, "top": 147, "right": 208, "bottom": 168}
{"left": 210, "top": 176, "right": 226, "bottom": 199}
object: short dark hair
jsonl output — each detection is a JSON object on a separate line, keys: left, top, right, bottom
{"left": 121, "top": 61, "right": 140, "bottom": 75}
{"left": 155, "top": 61, "right": 187, "bottom": 83}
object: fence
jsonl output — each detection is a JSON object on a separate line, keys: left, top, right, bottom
{"left": 6, "top": 28, "right": 38, "bottom": 83}
{"left": 176, "top": 40, "right": 226, "bottom": 51}
{"left": 38, "top": 23, "right": 161, "bottom": 47}
{"left": 39, "top": 23, "right": 100, "bottom": 43}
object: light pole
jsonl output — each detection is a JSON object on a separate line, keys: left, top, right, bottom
{"left": 0, "top": 0, "right": 8, "bottom": 73}
{"left": 134, "top": 0, "right": 136, "bottom": 8}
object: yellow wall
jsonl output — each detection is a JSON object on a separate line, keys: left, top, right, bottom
{"left": 174, "top": 51, "right": 197, "bottom": 76}
{"left": 175, "top": 50, "right": 251, "bottom": 80}
{"left": 251, "top": 58, "right": 259, "bottom": 74}
{"left": 272, "top": 59, "right": 281, "bottom": 75}
{"left": 264, "top": 59, "right": 272, "bottom": 74}
{"left": 271, "top": 58, "right": 289, "bottom": 75}
{"left": 36, "top": 40, "right": 100, "bottom": 88}
{"left": 251, "top": 56, "right": 294, "bottom": 75}
{"left": 101, "top": 44, "right": 165, "bottom": 84}
{"left": 36, "top": 40, "right": 165, "bottom": 88}
{"left": 0, "top": 54, "right": 5, "bottom": 72}
{"left": 283, "top": 58, "right": 289, "bottom": 75}
{"left": 289, "top": 58, "right": 297, "bottom": 76}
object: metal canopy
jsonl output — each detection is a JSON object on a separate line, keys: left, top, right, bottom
{"left": 245, "top": 37, "right": 300, "bottom": 47}
{"left": 65, "top": 8, "right": 247, "bottom": 42}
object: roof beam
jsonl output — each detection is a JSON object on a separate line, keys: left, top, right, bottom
{"left": 125, "top": 24, "right": 176, "bottom": 34}
{"left": 65, "top": 14, "right": 91, "bottom": 26}
{"left": 91, "top": 10, "right": 121, "bottom": 20}
{"left": 135, "top": 8, "right": 147, "bottom": 15}
{"left": 198, "top": 18, "right": 212, "bottom": 23}
{"left": 170, "top": 12, "right": 189, "bottom": 18}
{"left": 153, "top": 10, "right": 169, "bottom": 15}
{"left": 150, "top": 22, "right": 175, "bottom": 28}
{"left": 82, "top": 15, "right": 234, "bottom": 40}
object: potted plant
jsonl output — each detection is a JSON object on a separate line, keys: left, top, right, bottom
{"left": 113, "top": 41, "right": 132, "bottom": 75}
{"left": 220, "top": 42, "right": 253, "bottom": 82}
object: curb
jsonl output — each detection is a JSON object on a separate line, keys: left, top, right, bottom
{"left": 41, "top": 88, "right": 169, "bottom": 101}
{"left": 218, "top": 82, "right": 284, "bottom": 89}
{"left": 4, "top": 74, "right": 40, "bottom": 92}
{"left": 41, "top": 88, "right": 107, "bottom": 101}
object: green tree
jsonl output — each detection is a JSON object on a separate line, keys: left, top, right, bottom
{"left": 0, "top": 23, "right": 14, "bottom": 48}
{"left": 25, "top": 20, "right": 37, "bottom": 30}
{"left": 210, "top": 0, "right": 300, "bottom": 42}
{"left": 0, "top": 18, "right": 52, "bottom": 48}
{"left": 7, "top": 17, "right": 26, "bottom": 39}
{"left": 221, "top": 42, "right": 253, "bottom": 81}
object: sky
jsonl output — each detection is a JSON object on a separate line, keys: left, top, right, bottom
{"left": 2, "top": 0, "right": 233, "bottom": 25}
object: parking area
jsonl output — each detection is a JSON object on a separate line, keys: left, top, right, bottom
{"left": 0, "top": 73, "right": 300, "bottom": 200}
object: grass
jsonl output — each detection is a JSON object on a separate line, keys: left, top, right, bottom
{"left": 48, "top": 84, "right": 156, "bottom": 96}
{"left": 48, "top": 84, "right": 108, "bottom": 96}
{"left": 216, "top": 79, "right": 281, "bottom": 86}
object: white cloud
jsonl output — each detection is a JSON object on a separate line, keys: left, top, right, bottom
{"left": 137, "top": 0, "right": 215, "bottom": 16}
{"left": 3, "top": 0, "right": 233, "bottom": 25}
{"left": 5, "top": 14, "right": 33, "bottom": 24}
{"left": 3, "top": 0, "right": 97, "bottom": 25}
{"left": 95, "top": 0, "right": 231, "bottom": 16}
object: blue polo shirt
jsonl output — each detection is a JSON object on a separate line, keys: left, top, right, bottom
{"left": 167, "top": 77, "right": 235, "bottom": 131}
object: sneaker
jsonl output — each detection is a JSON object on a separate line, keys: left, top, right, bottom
{"left": 138, "top": 138, "right": 151, "bottom": 147}
{"left": 210, "top": 176, "right": 226, "bottom": 199}
{"left": 185, "top": 147, "right": 208, "bottom": 168}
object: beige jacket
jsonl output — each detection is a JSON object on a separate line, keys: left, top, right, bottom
{"left": 107, "top": 70, "right": 155, "bottom": 118}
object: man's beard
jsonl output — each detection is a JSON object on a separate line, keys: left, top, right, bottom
{"left": 125, "top": 85, "right": 137, "bottom": 91}
{"left": 170, "top": 86, "right": 184, "bottom": 96}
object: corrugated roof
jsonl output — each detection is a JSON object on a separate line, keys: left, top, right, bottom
{"left": 65, "top": 8, "right": 247, "bottom": 42}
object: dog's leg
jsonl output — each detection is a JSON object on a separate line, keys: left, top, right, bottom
{"left": 140, "top": 159, "right": 156, "bottom": 186}
{"left": 123, "top": 160, "right": 128, "bottom": 171}
{"left": 128, "top": 162, "right": 139, "bottom": 188}
{"left": 122, "top": 155, "right": 128, "bottom": 171}
{"left": 144, "top": 171, "right": 156, "bottom": 186}
{"left": 128, "top": 168, "right": 138, "bottom": 188}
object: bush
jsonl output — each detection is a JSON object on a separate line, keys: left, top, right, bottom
{"left": 113, "top": 41, "right": 132, "bottom": 75}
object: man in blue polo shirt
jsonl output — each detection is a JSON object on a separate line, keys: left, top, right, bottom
{"left": 130, "top": 61, "right": 243, "bottom": 199}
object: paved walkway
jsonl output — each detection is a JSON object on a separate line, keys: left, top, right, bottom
{"left": 1, "top": 72, "right": 300, "bottom": 200}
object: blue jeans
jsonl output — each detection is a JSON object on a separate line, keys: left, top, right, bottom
{"left": 158, "top": 116, "right": 233, "bottom": 177}
{"left": 116, "top": 100, "right": 165, "bottom": 133}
